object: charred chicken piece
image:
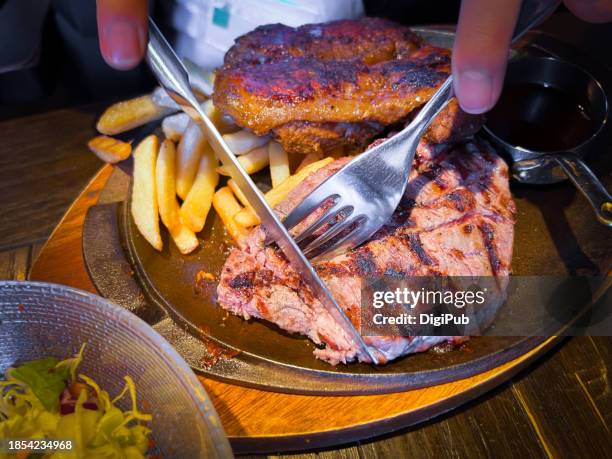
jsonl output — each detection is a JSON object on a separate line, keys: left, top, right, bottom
{"left": 213, "top": 18, "right": 482, "bottom": 155}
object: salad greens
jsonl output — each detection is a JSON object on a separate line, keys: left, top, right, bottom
{"left": 9, "top": 358, "right": 70, "bottom": 412}
{"left": 0, "top": 345, "right": 153, "bottom": 458}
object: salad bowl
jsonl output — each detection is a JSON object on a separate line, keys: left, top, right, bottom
{"left": 0, "top": 281, "right": 233, "bottom": 458}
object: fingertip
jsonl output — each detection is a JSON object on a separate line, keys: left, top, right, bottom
{"left": 453, "top": 65, "right": 507, "bottom": 114}
{"left": 452, "top": 0, "right": 520, "bottom": 113}
{"left": 99, "top": 19, "right": 146, "bottom": 70}
{"left": 453, "top": 70, "right": 493, "bottom": 114}
{"left": 97, "top": 0, "right": 148, "bottom": 70}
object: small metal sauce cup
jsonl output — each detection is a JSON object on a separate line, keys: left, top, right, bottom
{"left": 483, "top": 56, "right": 612, "bottom": 226}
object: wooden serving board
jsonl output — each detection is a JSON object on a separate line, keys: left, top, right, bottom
{"left": 30, "top": 165, "right": 560, "bottom": 453}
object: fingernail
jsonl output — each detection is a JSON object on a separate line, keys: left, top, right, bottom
{"left": 455, "top": 70, "right": 494, "bottom": 114}
{"left": 103, "top": 20, "right": 145, "bottom": 70}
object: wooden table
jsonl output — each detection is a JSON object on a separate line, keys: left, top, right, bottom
{"left": 2, "top": 99, "right": 611, "bottom": 459}
{"left": 1, "top": 13, "right": 610, "bottom": 458}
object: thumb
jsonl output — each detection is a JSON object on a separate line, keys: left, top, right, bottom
{"left": 97, "top": 0, "right": 148, "bottom": 70}
{"left": 452, "top": 0, "right": 521, "bottom": 114}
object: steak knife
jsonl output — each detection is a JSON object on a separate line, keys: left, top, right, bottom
{"left": 145, "top": 19, "right": 379, "bottom": 364}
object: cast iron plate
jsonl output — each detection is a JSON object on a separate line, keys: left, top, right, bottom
{"left": 83, "top": 27, "right": 611, "bottom": 395}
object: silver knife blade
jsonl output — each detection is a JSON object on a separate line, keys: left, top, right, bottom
{"left": 182, "top": 58, "right": 214, "bottom": 97}
{"left": 146, "top": 18, "right": 379, "bottom": 364}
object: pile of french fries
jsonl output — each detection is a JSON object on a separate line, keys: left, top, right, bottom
{"left": 88, "top": 89, "right": 334, "bottom": 255}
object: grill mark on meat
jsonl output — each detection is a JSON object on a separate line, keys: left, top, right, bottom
{"left": 315, "top": 262, "right": 350, "bottom": 277}
{"left": 229, "top": 272, "right": 255, "bottom": 289}
{"left": 446, "top": 191, "right": 465, "bottom": 211}
{"left": 355, "top": 248, "right": 378, "bottom": 277}
{"left": 423, "top": 163, "right": 443, "bottom": 181}
{"left": 407, "top": 234, "right": 435, "bottom": 266}
{"left": 479, "top": 222, "right": 502, "bottom": 274}
{"left": 446, "top": 189, "right": 475, "bottom": 212}
{"left": 316, "top": 246, "right": 382, "bottom": 279}
{"left": 384, "top": 268, "right": 408, "bottom": 279}
{"left": 383, "top": 200, "right": 416, "bottom": 231}
{"left": 228, "top": 267, "right": 289, "bottom": 296}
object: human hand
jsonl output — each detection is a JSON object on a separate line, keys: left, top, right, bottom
{"left": 96, "top": 0, "right": 148, "bottom": 70}
{"left": 452, "top": 0, "right": 612, "bottom": 114}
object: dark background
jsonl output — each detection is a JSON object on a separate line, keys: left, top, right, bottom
{"left": 0, "top": 0, "right": 553, "bottom": 119}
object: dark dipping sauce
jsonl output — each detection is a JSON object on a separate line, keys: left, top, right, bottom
{"left": 486, "top": 83, "right": 597, "bottom": 152}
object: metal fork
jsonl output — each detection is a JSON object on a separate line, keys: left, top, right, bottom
{"left": 284, "top": 80, "right": 453, "bottom": 261}
{"left": 284, "top": 0, "right": 560, "bottom": 261}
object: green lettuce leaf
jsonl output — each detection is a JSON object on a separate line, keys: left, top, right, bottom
{"left": 10, "top": 358, "right": 70, "bottom": 411}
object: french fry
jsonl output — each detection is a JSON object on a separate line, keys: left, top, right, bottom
{"left": 227, "top": 179, "right": 250, "bottom": 208}
{"left": 151, "top": 86, "right": 181, "bottom": 110}
{"left": 162, "top": 113, "right": 190, "bottom": 141}
{"left": 87, "top": 135, "right": 132, "bottom": 164}
{"left": 268, "top": 142, "right": 290, "bottom": 187}
{"left": 222, "top": 130, "right": 269, "bottom": 155}
{"left": 170, "top": 225, "right": 200, "bottom": 254}
{"left": 295, "top": 152, "right": 323, "bottom": 173}
{"left": 176, "top": 121, "right": 207, "bottom": 200}
{"left": 131, "top": 135, "right": 162, "bottom": 251}
{"left": 202, "top": 100, "right": 237, "bottom": 134}
{"left": 213, "top": 187, "right": 248, "bottom": 244}
{"left": 97, "top": 95, "right": 173, "bottom": 135}
{"left": 180, "top": 147, "right": 219, "bottom": 233}
{"left": 156, "top": 140, "right": 181, "bottom": 230}
{"left": 156, "top": 139, "right": 199, "bottom": 254}
{"left": 234, "top": 157, "right": 334, "bottom": 227}
{"left": 156, "top": 93, "right": 234, "bottom": 126}
{"left": 216, "top": 145, "right": 270, "bottom": 176}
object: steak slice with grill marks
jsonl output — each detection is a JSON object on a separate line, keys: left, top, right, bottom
{"left": 213, "top": 18, "right": 483, "bottom": 156}
{"left": 217, "top": 138, "right": 515, "bottom": 364}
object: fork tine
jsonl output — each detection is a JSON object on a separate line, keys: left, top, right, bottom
{"left": 284, "top": 189, "right": 340, "bottom": 231}
{"left": 295, "top": 205, "right": 353, "bottom": 245}
{"left": 302, "top": 215, "right": 366, "bottom": 259}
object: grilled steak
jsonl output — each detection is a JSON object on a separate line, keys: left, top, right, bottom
{"left": 213, "top": 18, "right": 482, "bottom": 155}
{"left": 217, "top": 138, "right": 515, "bottom": 364}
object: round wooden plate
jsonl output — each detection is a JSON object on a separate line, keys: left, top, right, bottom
{"left": 29, "top": 165, "right": 564, "bottom": 452}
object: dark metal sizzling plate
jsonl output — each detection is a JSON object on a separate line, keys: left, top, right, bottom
{"left": 119, "top": 194, "right": 546, "bottom": 394}
{"left": 83, "top": 27, "right": 611, "bottom": 394}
